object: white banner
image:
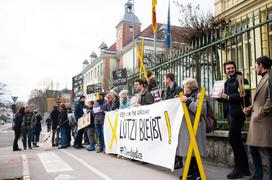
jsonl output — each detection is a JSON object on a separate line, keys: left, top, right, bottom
{"left": 104, "top": 98, "right": 183, "bottom": 170}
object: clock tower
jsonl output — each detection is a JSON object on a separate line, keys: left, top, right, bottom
{"left": 116, "top": 0, "right": 141, "bottom": 51}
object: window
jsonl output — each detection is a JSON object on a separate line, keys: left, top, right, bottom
{"left": 100, "top": 63, "right": 103, "bottom": 75}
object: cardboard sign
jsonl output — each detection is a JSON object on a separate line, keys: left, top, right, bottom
{"left": 112, "top": 68, "right": 127, "bottom": 86}
{"left": 211, "top": 80, "right": 225, "bottom": 98}
{"left": 77, "top": 113, "right": 91, "bottom": 130}
{"left": 86, "top": 83, "right": 102, "bottom": 94}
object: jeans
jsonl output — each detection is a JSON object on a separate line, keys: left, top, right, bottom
{"left": 60, "top": 127, "right": 68, "bottom": 147}
{"left": 32, "top": 130, "right": 41, "bottom": 144}
{"left": 13, "top": 129, "right": 21, "bottom": 150}
{"left": 228, "top": 116, "right": 250, "bottom": 173}
{"left": 22, "top": 128, "right": 32, "bottom": 148}
{"left": 86, "top": 126, "right": 95, "bottom": 146}
{"left": 95, "top": 124, "right": 104, "bottom": 150}
{"left": 249, "top": 146, "right": 272, "bottom": 180}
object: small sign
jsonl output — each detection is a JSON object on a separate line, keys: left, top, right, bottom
{"left": 11, "top": 96, "right": 18, "bottom": 103}
{"left": 112, "top": 68, "right": 127, "bottom": 86}
{"left": 77, "top": 113, "right": 91, "bottom": 130}
{"left": 86, "top": 83, "right": 102, "bottom": 94}
{"left": 211, "top": 80, "right": 225, "bottom": 98}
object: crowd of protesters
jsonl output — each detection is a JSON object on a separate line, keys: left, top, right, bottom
{"left": 13, "top": 106, "right": 42, "bottom": 150}
{"left": 12, "top": 56, "right": 272, "bottom": 180}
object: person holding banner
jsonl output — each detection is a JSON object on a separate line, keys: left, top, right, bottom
{"left": 94, "top": 92, "right": 111, "bottom": 153}
{"left": 162, "top": 73, "right": 183, "bottom": 169}
{"left": 109, "top": 88, "right": 120, "bottom": 110}
{"left": 219, "top": 61, "right": 251, "bottom": 179}
{"left": 178, "top": 78, "right": 206, "bottom": 180}
{"left": 146, "top": 70, "right": 161, "bottom": 103}
{"left": 134, "top": 79, "right": 154, "bottom": 106}
{"left": 119, "top": 90, "right": 130, "bottom": 109}
{"left": 162, "top": 73, "right": 183, "bottom": 100}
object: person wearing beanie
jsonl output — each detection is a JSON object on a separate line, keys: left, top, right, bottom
{"left": 109, "top": 88, "right": 120, "bottom": 110}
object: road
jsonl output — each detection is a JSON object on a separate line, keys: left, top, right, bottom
{"left": 0, "top": 124, "right": 248, "bottom": 180}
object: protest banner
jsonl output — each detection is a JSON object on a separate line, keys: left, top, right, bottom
{"left": 77, "top": 113, "right": 91, "bottom": 130}
{"left": 104, "top": 98, "right": 183, "bottom": 170}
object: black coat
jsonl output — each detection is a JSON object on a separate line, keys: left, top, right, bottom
{"left": 221, "top": 74, "right": 250, "bottom": 119}
{"left": 164, "top": 82, "right": 183, "bottom": 100}
{"left": 59, "top": 110, "right": 69, "bottom": 128}
{"left": 14, "top": 112, "right": 23, "bottom": 131}
{"left": 110, "top": 96, "right": 120, "bottom": 110}
{"left": 74, "top": 101, "right": 85, "bottom": 120}
{"left": 50, "top": 108, "right": 60, "bottom": 129}
{"left": 34, "top": 112, "right": 42, "bottom": 132}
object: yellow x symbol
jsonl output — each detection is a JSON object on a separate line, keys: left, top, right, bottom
{"left": 180, "top": 88, "right": 206, "bottom": 180}
{"left": 108, "top": 113, "right": 119, "bottom": 150}
{"left": 135, "top": 39, "right": 148, "bottom": 81}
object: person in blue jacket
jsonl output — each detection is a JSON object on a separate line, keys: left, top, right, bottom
{"left": 13, "top": 107, "right": 25, "bottom": 151}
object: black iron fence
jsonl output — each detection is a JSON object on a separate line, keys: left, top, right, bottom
{"left": 127, "top": 4, "right": 272, "bottom": 130}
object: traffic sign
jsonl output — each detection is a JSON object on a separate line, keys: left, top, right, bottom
{"left": 11, "top": 96, "right": 18, "bottom": 103}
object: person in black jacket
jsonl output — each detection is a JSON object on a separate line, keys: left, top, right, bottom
{"left": 74, "top": 95, "right": 86, "bottom": 149}
{"left": 13, "top": 107, "right": 25, "bottom": 151}
{"left": 162, "top": 73, "right": 183, "bottom": 169}
{"left": 58, "top": 103, "right": 69, "bottom": 149}
{"left": 162, "top": 73, "right": 183, "bottom": 100}
{"left": 50, "top": 106, "right": 60, "bottom": 146}
{"left": 32, "top": 108, "right": 42, "bottom": 147}
{"left": 219, "top": 61, "right": 251, "bottom": 179}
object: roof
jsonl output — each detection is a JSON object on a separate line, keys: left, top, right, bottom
{"left": 107, "top": 42, "right": 116, "bottom": 51}
{"left": 139, "top": 23, "right": 185, "bottom": 42}
{"left": 106, "top": 23, "right": 185, "bottom": 52}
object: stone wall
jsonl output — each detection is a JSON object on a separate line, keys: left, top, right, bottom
{"left": 205, "top": 130, "right": 269, "bottom": 173}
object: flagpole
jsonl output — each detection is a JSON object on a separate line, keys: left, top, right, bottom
{"left": 154, "top": 32, "right": 156, "bottom": 66}
{"left": 132, "top": 0, "right": 135, "bottom": 74}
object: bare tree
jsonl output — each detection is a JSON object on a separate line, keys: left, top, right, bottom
{"left": 172, "top": 2, "right": 228, "bottom": 85}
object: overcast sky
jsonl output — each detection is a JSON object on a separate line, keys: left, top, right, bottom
{"left": 0, "top": 0, "right": 214, "bottom": 102}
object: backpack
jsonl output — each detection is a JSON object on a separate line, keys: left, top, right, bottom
{"left": 204, "top": 98, "right": 217, "bottom": 133}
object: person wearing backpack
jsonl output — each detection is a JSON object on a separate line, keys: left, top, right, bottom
{"left": 22, "top": 106, "right": 36, "bottom": 150}
{"left": 219, "top": 61, "right": 251, "bottom": 179}
{"left": 178, "top": 78, "right": 207, "bottom": 180}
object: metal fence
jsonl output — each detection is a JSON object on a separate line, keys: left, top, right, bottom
{"left": 127, "top": 4, "right": 272, "bottom": 130}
